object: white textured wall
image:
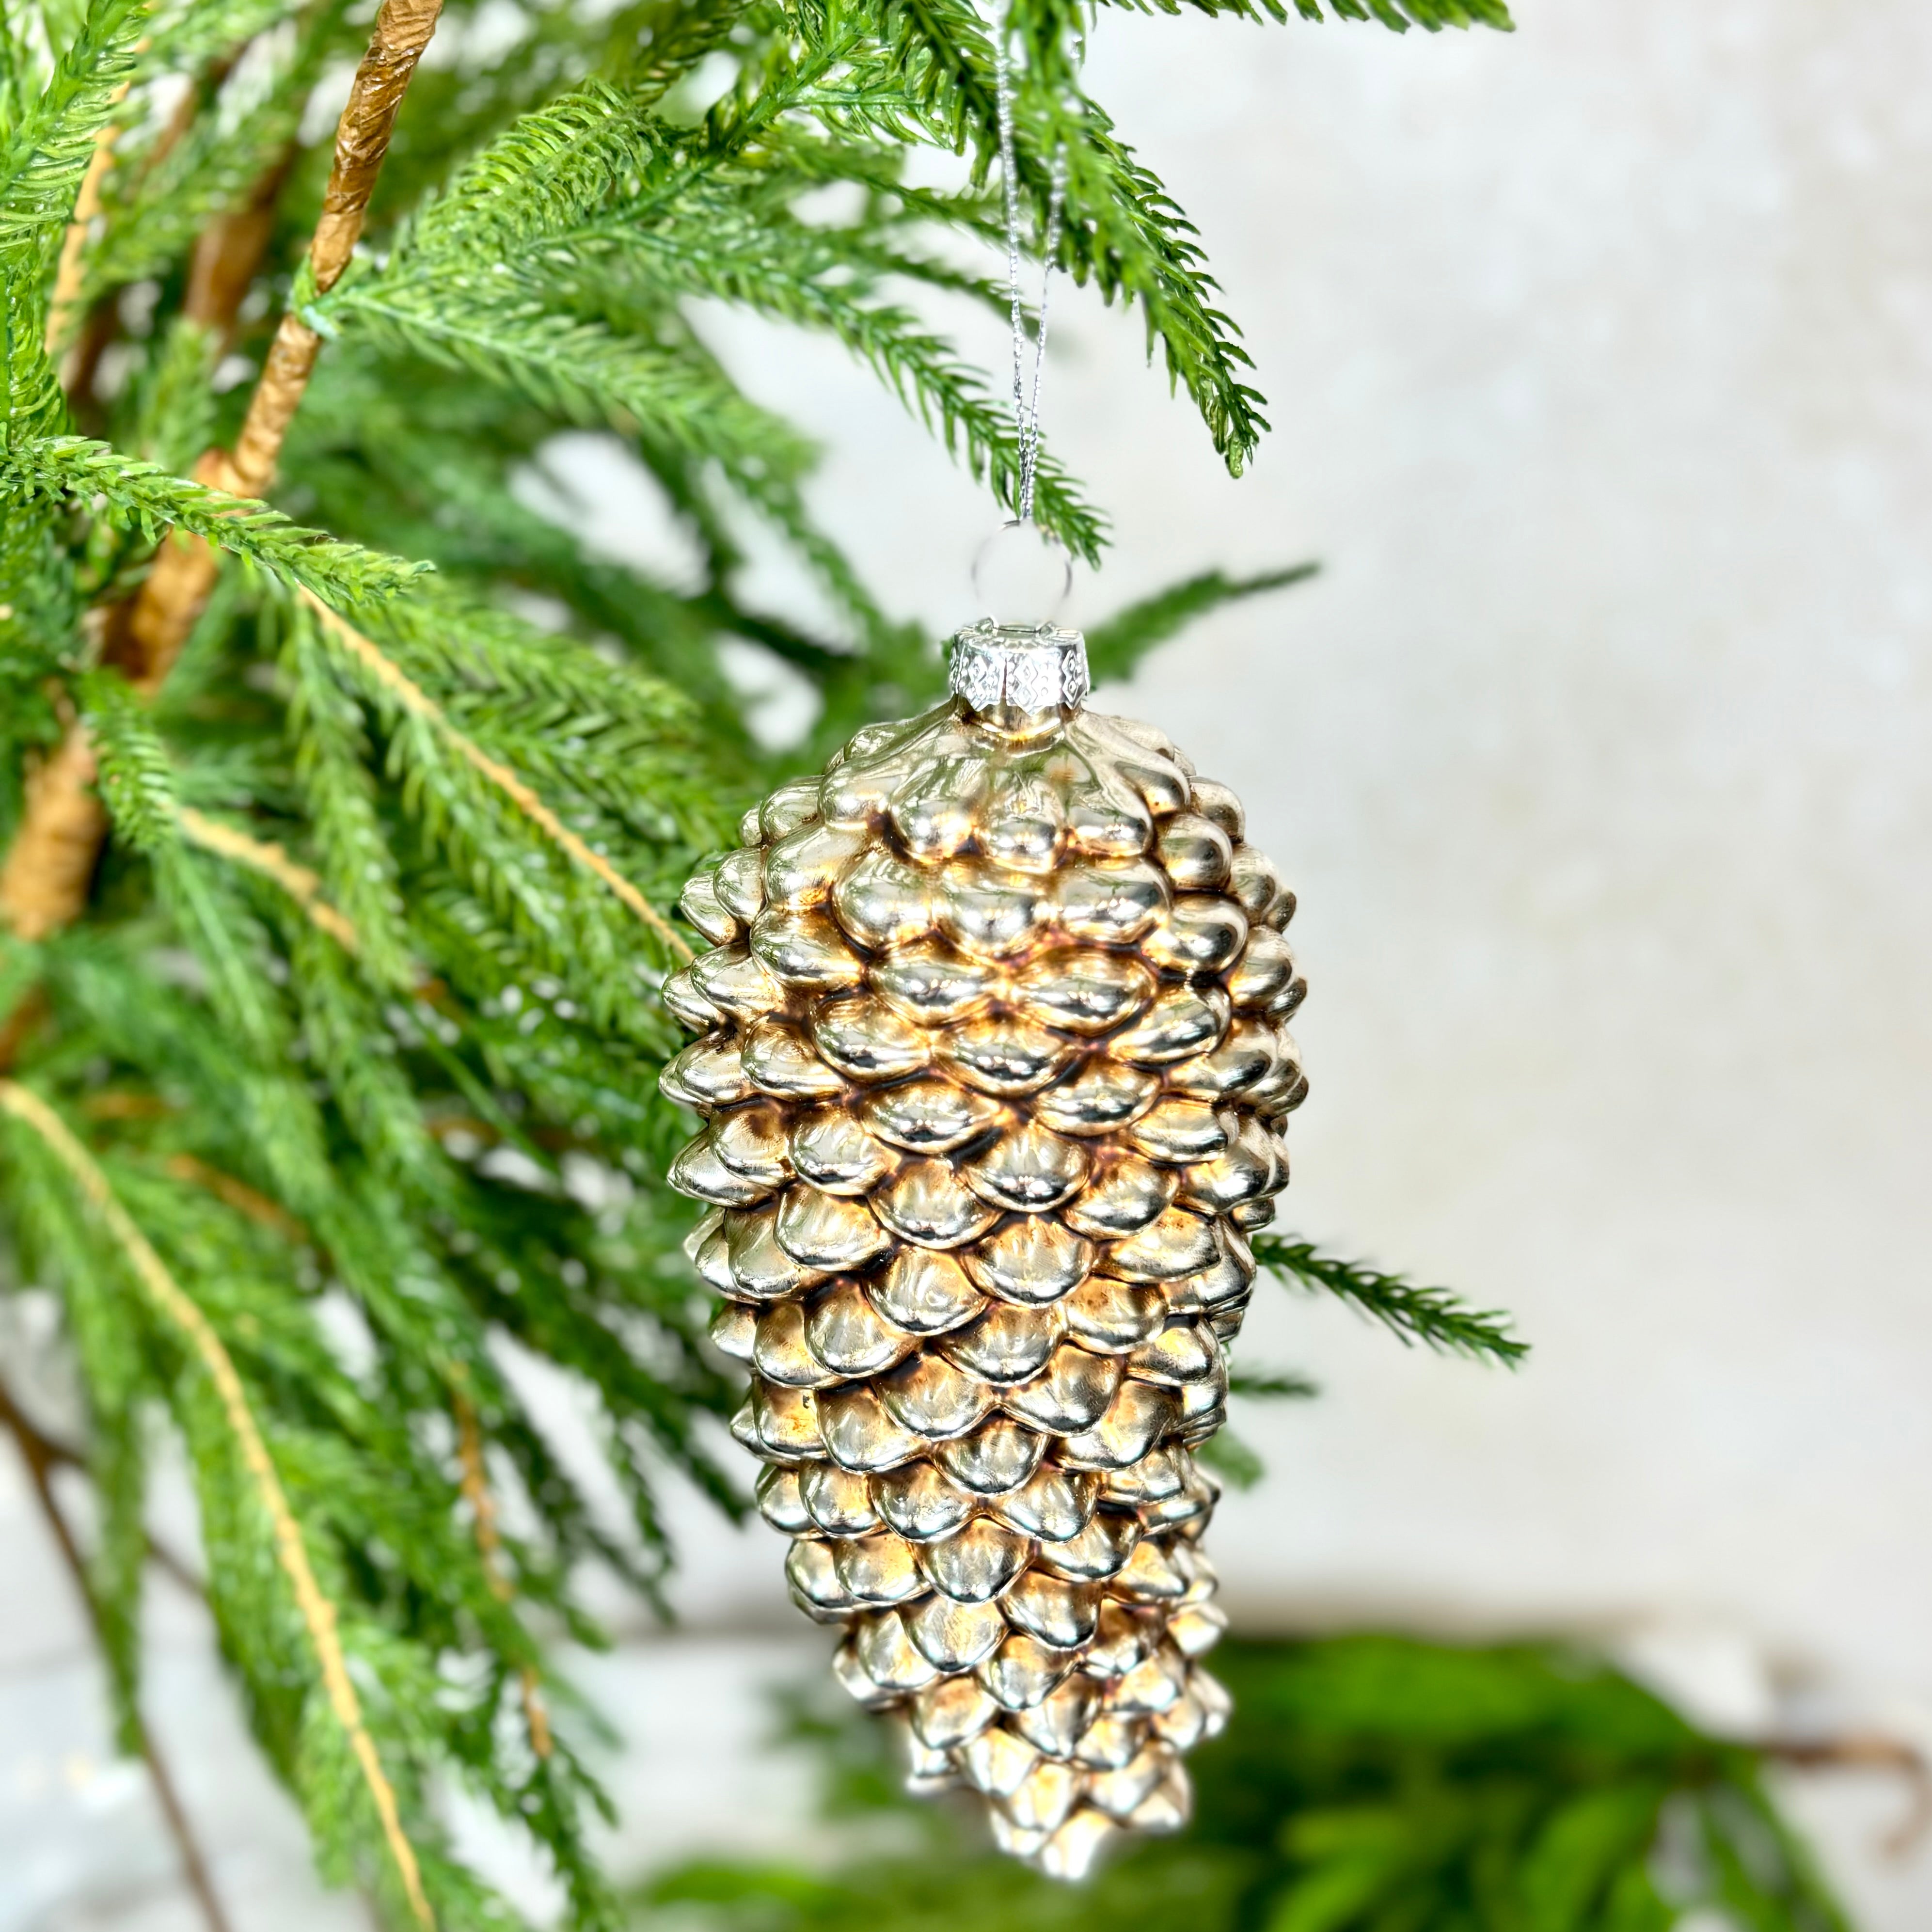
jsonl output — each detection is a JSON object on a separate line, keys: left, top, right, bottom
{"left": 7, "top": 1, "right": 1932, "bottom": 1925}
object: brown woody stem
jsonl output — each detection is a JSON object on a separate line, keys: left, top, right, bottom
{"left": 0, "top": 1376, "right": 235, "bottom": 1932}
{"left": 117, "top": 0, "right": 446, "bottom": 686}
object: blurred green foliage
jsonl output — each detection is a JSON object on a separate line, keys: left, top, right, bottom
{"left": 641, "top": 1635, "right": 1851, "bottom": 1932}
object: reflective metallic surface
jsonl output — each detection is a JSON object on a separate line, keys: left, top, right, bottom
{"left": 665, "top": 690, "right": 1303, "bottom": 1880}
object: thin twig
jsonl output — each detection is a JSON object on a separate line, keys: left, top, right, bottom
{"left": 453, "top": 1392, "right": 552, "bottom": 1758}
{"left": 0, "top": 1082, "right": 436, "bottom": 1930}
{"left": 1764, "top": 1733, "right": 1932, "bottom": 1856}
{"left": 0, "top": 984, "right": 52, "bottom": 1076}
{"left": 304, "top": 593, "right": 693, "bottom": 960}
{"left": 0, "top": 1376, "right": 234, "bottom": 1932}
{"left": 177, "top": 806, "right": 360, "bottom": 953}
{"left": 0, "top": 1383, "right": 206, "bottom": 1594}
{"left": 163, "top": 1151, "right": 310, "bottom": 1243}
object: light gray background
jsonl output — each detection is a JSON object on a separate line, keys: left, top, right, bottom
{"left": 5, "top": 0, "right": 1931, "bottom": 1925}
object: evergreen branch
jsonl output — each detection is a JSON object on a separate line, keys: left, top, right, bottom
{"left": 0, "top": 1079, "right": 436, "bottom": 1931}
{"left": 325, "top": 283, "right": 815, "bottom": 478}
{"left": 453, "top": 1390, "right": 553, "bottom": 1759}
{"left": 88, "top": 22, "right": 326, "bottom": 301}
{"left": 280, "top": 595, "right": 422, "bottom": 993}
{"left": 872, "top": 0, "right": 1270, "bottom": 470}
{"left": 77, "top": 668, "right": 178, "bottom": 853}
{"left": 143, "top": 0, "right": 301, "bottom": 66}
{"left": 176, "top": 806, "right": 362, "bottom": 954}
{"left": 576, "top": 214, "right": 1105, "bottom": 558}
{"left": 0, "top": 436, "right": 426, "bottom": 605}
{"left": 1084, "top": 561, "right": 1318, "bottom": 685}
{"left": 0, "top": 0, "right": 147, "bottom": 269}
{"left": 45, "top": 83, "right": 129, "bottom": 354}
{"left": 301, "top": 592, "right": 695, "bottom": 962}
{"left": 601, "top": 0, "right": 756, "bottom": 98}
{"left": 123, "top": 317, "right": 218, "bottom": 475}
{"left": 1295, "top": 0, "right": 1514, "bottom": 26}
{"left": 1097, "top": 0, "right": 1511, "bottom": 23}
{"left": 1253, "top": 1235, "right": 1529, "bottom": 1364}
{"left": 162, "top": 1150, "right": 309, "bottom": 1243}
{"left": 1195, "top": 1428, "right": 1266, "bottom": 1490}
{"left": 404, "top": 77, "right": 673, "bottom": 254}
{"left": 1227, "top": 1367, "right": 1320, "bottom": 1399}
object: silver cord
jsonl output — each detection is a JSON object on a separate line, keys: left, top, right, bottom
{"left": 991, "top": 2, "right": 1064, "bottom": 527}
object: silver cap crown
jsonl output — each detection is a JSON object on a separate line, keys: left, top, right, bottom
{"left": 948, "top": 620, "right": 1090, "bottom": 716}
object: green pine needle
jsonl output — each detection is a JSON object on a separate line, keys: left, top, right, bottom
{"left": 77, "top": 669, "right": 180, "bottom": 855}
{"left": 1085, "top": 561, "right": 1319, "bottom": 685}
{"left": 1254, "top": 1235, "right": 1530, "bottom": 1364}
{"left": 2, "top": 436, "right": 428, "bottom": 607}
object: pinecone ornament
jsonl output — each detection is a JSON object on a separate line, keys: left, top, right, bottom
{"left": 662, "top": 621, "right": 1306, "bottom": 1879}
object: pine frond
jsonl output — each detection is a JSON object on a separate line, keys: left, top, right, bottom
{"left": 404, "top": 77, "right": 674, "bottom": 255}
{"left": 568, "top": 204, "right": 1106, "bottom": 558}
{"left": 89, "top": 24, "right": 328, "bottom": 299}
{"left": 870, "top": 0, "right": 1272, "bottom": 471}
{"left": 1098, "top": 0, "right": 1513, "bottom": 25}
{"left": 324, "top": 280, "right": 816, "bottom": 481}
{"left": 1253, "top": 1235, "right": 1530, "bottom": 1364}
{"left": 0, "top": 0, "right": 145, "bottom": 269}
{"left": 176, "top": 805, "right": 361, "bottom": 954}
{"left": 118, "top": 317, "right": 219, "bottom": 474}
{"left": 301, "top": 592, "right": 697, "bottom": 971}
{"left": 1195, "top": 1428, "right": 1266, "bottom": 1489}
{"left": 76, "top": 666, "right": 179, "bottom": 853}
{"left": 1227, "top": 1366, "right": 1320, "bottom": 1399}
{"left": 144, "top": 0, "right": 306, "bottom": 68}
{"left": 0, "top": 436, "right": 428, "bottom": 606}
{"left": 0, "top": 1079, "right": 438, "bottom": 1930}
{"left": 1084, "top": 560, "right": 1318, "bottom": 684}
{"left": 1294, "top": 0, "right": 1515, "bottom": 27}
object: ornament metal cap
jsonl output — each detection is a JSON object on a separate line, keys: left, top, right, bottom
{"left": 948, "top": 619, "right": 1090, "bottom": 719}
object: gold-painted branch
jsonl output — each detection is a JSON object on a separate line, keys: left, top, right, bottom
{"left": 0, "top": 731, "right": 108, "bottom": 944}
{"left": 177, "top": 806, "right": 360, "bottom": 953}
{"left": 0, "top": 1081, "right": 436, "bottom": 1930}
{"left": 304, "top": 594, "right": 694, "bottom": 961}
{"left": 229, "top": 0, "right": 444, "bottom": 500}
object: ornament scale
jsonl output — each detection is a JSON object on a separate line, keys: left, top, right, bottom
{"left": 663, "top": 620, "right": 1306, "bottom": 1878}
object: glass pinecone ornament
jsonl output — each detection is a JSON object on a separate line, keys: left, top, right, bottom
{"left": 662, "top": 619, "right": 1306, "bottom": 1879}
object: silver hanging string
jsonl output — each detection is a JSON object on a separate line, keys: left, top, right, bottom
{"left": 991, "top": 2, "right": 1065, "bottom": 527}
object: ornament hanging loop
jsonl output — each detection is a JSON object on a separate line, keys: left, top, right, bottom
{"left": 972, "top": 517, "right": 1073, "bottom": 624}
